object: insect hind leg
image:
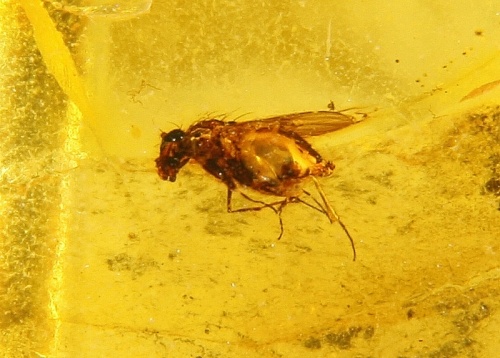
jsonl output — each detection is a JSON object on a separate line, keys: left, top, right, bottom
{"left": 309, "top": 177, "right": 357, "bottom": 261}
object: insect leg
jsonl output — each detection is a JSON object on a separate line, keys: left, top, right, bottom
{"left": 294, "top": 192, "right": 331, "bottom": 218}
{"left": 227, "top": 188, "right": 284, "bottom": 214}
{"left": 226, "top": 189, "right": 286, "bottom": 240}
{"left": 311, "top": 177, "right": 357, "bottom": 261}
{"left": 274, "top": 199, "right": 290, "bottom": 240}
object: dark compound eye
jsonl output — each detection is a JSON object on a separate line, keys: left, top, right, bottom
{"left": 163, "top": 129, "right": 185, "bottom": 142}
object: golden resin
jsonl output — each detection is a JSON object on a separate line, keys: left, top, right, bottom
{"left": 1, "top": 1, "right": 499, "bottom": 357}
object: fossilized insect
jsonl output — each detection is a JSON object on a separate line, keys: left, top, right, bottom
{"left": 156, "top": 110, "right": 359, "bottom": 260}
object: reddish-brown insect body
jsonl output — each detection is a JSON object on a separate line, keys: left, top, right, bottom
{"left": 156, "top": 111, "right": 358, "bottom": 260}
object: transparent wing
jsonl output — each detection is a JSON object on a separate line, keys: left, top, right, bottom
{"left": 234, "top": 111, "right": 358, "bottom": 137}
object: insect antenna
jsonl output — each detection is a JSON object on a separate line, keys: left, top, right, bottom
{"left": 311, "top": 177, "right": 357, "bottom": 261}
{"left": 169, "top": 121, "right": 182, "bottom": 129}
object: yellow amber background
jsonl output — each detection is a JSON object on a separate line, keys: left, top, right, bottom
{"left": 1, "top": 1, "right": 499, "bottom": 357}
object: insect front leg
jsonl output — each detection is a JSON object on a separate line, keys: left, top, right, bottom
{"left": 226, "top": 188, "right": 286, "bottom": 240}
{"left": 226, "top": 188, "right": 281, "bottom": 214}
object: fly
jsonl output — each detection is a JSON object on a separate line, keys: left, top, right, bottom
{"left": 155, "top": 110, "right": 359, "bottom": 260}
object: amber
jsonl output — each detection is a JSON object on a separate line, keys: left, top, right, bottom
{"left": 1, "top": 1, "right": 499, "bottom": 357}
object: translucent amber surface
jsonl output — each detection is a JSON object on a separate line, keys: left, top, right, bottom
{"left": 1, "top": 1, "right": 499, "bottom": 356}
